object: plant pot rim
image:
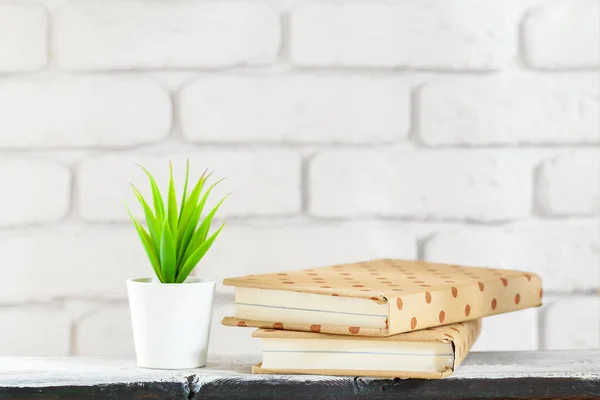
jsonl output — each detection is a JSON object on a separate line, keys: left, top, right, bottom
{"left": 127, "top": 277, "right": 215, "bottom": 285}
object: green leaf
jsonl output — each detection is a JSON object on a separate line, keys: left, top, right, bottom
{"left": 195, "top": 178, "right": 223, "bottom": 224}
{"left": 197, "top": 194, "right": 229, "bottom": 242}
{"left": 176, "top": 223, "right": 225, "bottom": 283}
{"left": 176, "top": 170, "right": 209, "bottom": 257}
{"left": 179, "top": 177, "right": 223, "bottom": 262}
{"left": 127, "top": 206, "right": 163, "bottom": 282}
{"left": 136, "top": 164, "right": 165, "bottom": 221}
{"left": 181, "top": 194, "right": 228, "bottom": 266}
{"left": 131, "top": 184, "right": 161, "bottom": 253}
{"left": 177, "top": 204, "right": 202, "bottom": 269}
{"left": 167, "top": 162, "right": 178, "bottom": 239}
{"left": 160, "top": 218, "right": 177, "bottom": 283}
{"left": 178, "top": 159, "right": 190, "bottom": 222}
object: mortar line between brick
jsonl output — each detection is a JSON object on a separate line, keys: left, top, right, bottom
{"left": 278, "top": 10, "right": 291, "bottom": 66}
{"left": 1, "top": 143, "right": 598, "bottom": 154}
{"left": 300, "top": 153, "right": 315, "bottom": 214}
{"left": 0, "top": 215, "right": 598, "bottom": 233}
{"left": 407, "top": 83, "right": 424, "bottom": 145}
{"left": 166, "top": 89, "right": 181, "bottom": 140}
{"left": 531, "top": 162, "right": 544, "bottom": 216}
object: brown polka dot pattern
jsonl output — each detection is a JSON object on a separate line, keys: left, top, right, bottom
{"left": 348, "top": 327, "right": 360, "bottom": 334}
{"left": 410, "top": 317, "right": 417, "bottom": 330}
{"left": 237, "top": 321, "right": 247, "bottom": 327}
{"left": 310, "top": 324, "right": 321, "bottom": 333}
{"left": 273, "top": 322, "right": 283, "bottom": 329}
{"left": 225, "top": 259, "right": 542, "bottom": 336}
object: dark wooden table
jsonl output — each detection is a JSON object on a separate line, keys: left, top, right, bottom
{"left": 0, "top": 351, "right": 598, "bottom": 399}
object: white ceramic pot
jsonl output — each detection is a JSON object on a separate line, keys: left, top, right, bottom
{"left": 127, "top": 277, "right": 215, "bottom": 369}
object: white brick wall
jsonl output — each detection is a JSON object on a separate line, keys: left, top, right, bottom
{"left": 470, "top": 309, "right": 539, "bottom": 352}
{"left": 54, "top": 1, "right": 280, "bottom": 69}
{"left": 542, "top": 296, "right": 600, "bottom": 350}
{"left": 0, "top": 77, "right": 171, "bottom": 148}
{"left": 290, "top": 2, "right": 515, "bottom": 70}
{"left": 523, "top": 0, "right": 600, "bottom": 69}
{"left": 0, "top": 159, "right": 70, "bottom": 227}
{"left": 0, "top": 306, "right": 70, "bottom": 356}
{"left": 0, "top": 0, "right": 597, "bottom": 357}
{"left": 537, "top": 151, "right": 600, "bottom": 216}
{"left": 310, "top": 150, "right": 534, "bottom": 221}
{"left": 0, "top": 4, "right": 47, "bottom": 71}
{"left": 180, "top": 76, "right": 410, "bottom": 143}
{"left": 74, "top": 303, "right": 134, "bottom": 356}
{"left": 419, "top": 75, "right": 599, "bottom": 145}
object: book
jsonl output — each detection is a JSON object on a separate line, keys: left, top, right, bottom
{"left": 251, "top": 319, "right": 481, "bottom": 379}
{"left": 222, "top": 258, "right": 542, "bottom": 336}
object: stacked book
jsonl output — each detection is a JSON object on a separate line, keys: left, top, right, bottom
{"left": 222, "top": 259, "right": 542, "bottom": 378}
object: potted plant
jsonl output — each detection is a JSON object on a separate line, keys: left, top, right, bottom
{"left": 126, "top": 161, "right": 227, "bottom": 369}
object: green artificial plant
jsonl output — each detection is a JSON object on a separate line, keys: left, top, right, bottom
{"left": 127, "top": 161, "right": 227, "bottom": 283}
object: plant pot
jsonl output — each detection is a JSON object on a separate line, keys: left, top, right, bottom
{"left": 127, "top": 277, "right": 215, "bottom": 369}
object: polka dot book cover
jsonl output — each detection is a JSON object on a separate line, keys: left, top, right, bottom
{"left": 222, "top": 258, "right": 543, "bottom": 337}
{"left": 250, "top": 319, "right": 481, "bottom": 379}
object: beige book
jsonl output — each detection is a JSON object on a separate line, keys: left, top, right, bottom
{"left": 223, "top": 259, "right": 542, "bottom": 336}
{"left": 252, "top": 319, "right": 481, "bottom": 379}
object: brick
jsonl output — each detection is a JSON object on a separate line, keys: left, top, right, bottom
{"left": 524, "top": 0, "right": 600, "bottom": 69}
{"left": 75, "top": 303, "right": 134, "bottom": 356}
{"left": 77, "top": 150, "right": 301, "bottom": 222}
{"left": 471, "top": 308, "right": 538, "bottom": 352}
{"left": 0, "top": 306, "right": 70, "bottom": 356}
{"left": 419, "top": 75, "right": 600, "bottom": 145}
{"left": 0, "top": 226, "right": 149, "bottom": 302}
{"left": 309, "top": 150, "right": 533, "bottom": 221}
{"left": 537, "top": 151, "right": 600, "bottom": 216}
{"left": 180, "top": 76, "right": 409, "bottom": 144}
{"left": 204, "top": 222, "right": 417, "bottom": 294}
{"left": 0, "top": 4, "right": 47, "bottom": 71}
{"left": 0, "top": 77, "right": 170, "bottom": 148}
{"left": 424, "top": 221, "right": 599, "bottom": 292}
{"left": 0, "top": 159, "right": 70, "bottom": 227}
{"left": 290, "top": 2, "right": 514, "bottom": 70}
{"left": 54, "top": 1, "right": 280, "bottom": 70}
{"left": 542, "top": 296, "right": 599, "bottom": 349}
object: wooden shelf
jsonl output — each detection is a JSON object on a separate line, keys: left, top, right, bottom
{"left": 1, "top": 351, "right": 599, "bottom": 399}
